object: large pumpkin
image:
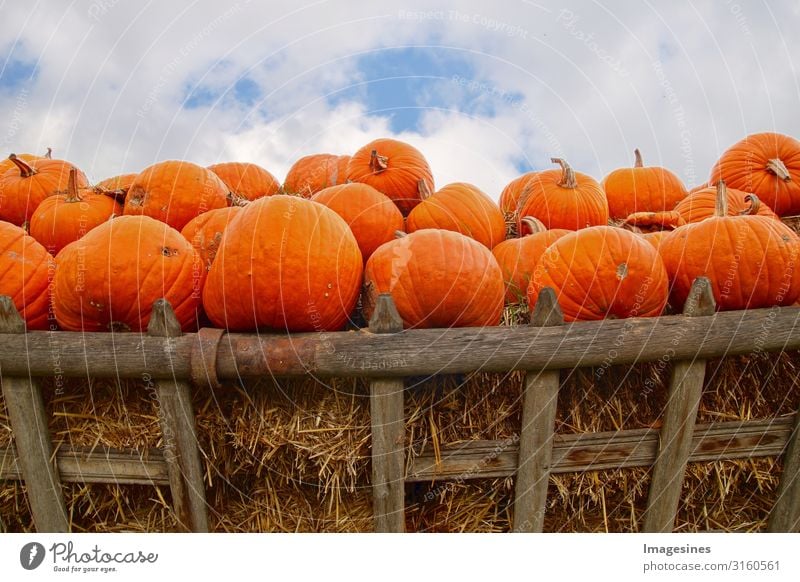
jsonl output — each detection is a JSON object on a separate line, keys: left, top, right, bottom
{"left": 709, "top": 132, "right": 800, "bottom": 216}
{"left": 346, "top": 138, "right": 434, "bottom": 215}
{"left": 94, "top": 173, "right": 138, "bottom": 200}
{"left": 659, "top": 182, "right": 800, "bottom": 311}
{"left": 516, "top": 158, "right": 608, "bottom": 232}
{"left": 283, "top": 153, "right": 350, "bottom": 198}
{"left": 602, "top": 149, "right": 688, "bottom": 218}
{"left": 0, "top": 154, "right": 89, "bottom": 226}
{"left": 0, "top": 221, "right": 53, "bottom": 330}
{"left": 53, "top": 215, "right": 205, "bottom": 332}
{"left": 499, "top": 172, "right": 538, "bottom": 215}
{"left": 528, "top": 226, "right": 669, "bottom": 321}
{"left": 492, "top": 217, "right": 570, "bottom": 303}
{"left": 29, "top": 169, "right": 121, "bottom": 254}
{"left": 203, "top": 195, "right": 362, "bottom": 331}
{"left": 0, "top": 153, "right": 41, "bottom": 177}
{"left": 406, "top": 182, "right": 506, "bottom": 249}
{"left": 181, "top": 206, "right": 244, "bottom": 270}
{"left": 363, "top": 229, "right": 504, "bottom": 329}
{"left": 208, "top": 161, "right": 280, "bottom": 205}
{"left": 123, "top": 160, "right": 229, "bottom": 230}
{"left": 311, "top": 182, "right": 403, "bottom": 260}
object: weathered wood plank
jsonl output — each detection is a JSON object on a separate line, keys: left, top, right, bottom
{"left": 148, "top": 300, "right": 209, "bottom": 533}
{"left": 513, "top": 288, "right": 563, "bottom": 532}
{"left": 368, "top": 294, "right": 405, "bottom": 533}
{"left": 0, "top": 305, "right": 799, "bottom": 379}
{"left": 768, "top": 408, "right": 800, "bottom": 532}
{"left": 0, "top": 297, "right": 69, "bottom": 532}
{"left": 643, "top": 278, "right": 716, "bottom": 533}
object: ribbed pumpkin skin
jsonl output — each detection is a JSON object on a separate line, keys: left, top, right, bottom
{"left": 208, "top": 162, "right": 280, "bottom": 202}
{"left": 603, "top": 153, "right": 688, "bottom": 218}
{"left": 0, "top": 221, "right": 53, "bottom": 330}
{"left": 181, "top": 206, "right": 244, "bottom": 270}
{"left": 283, "top": 154, "right": 349, "bottom": 198}
{"left": 710, "top": 132, "right": 800, "bottom": 216}
{"left": 363, "top": 229, "right": 504, "bottom": 329}
{"left": 492, "top": 229, "right": 569, "bottom": 303}
{"left": 499, "top": 172, "right": 538, "bottom": 215}
{"left": 0, "top": 157, "right": 89, "bottom": 226}
{"left": 659, "top": 216, "right": 800, "bottom": 311}
{"left": 673, "top": 184, "right": 779, "bottom": 223}
{"left": 311, "top": 183, "right": 403, "bottom": 260}
{"left": 203, "top": 195, "right": 363, "bottom": 332}
{"left": 29, "top": 191, "right": 121, "bottom": 254}
{"left": 529, "top": 226, "right": 669, "bottom": 321}
{"left": 406, "top": 182, "right": 506, "bottom": 249}
{"left": 53, "top": 216, "right": 204, "bottom": 332}
{"left": 123, "top": 161, "right": 229, "bottom": 230}
{"left": 641, "top": 231, "right": 668, "bottom": 250}
{"left": 346, "top": 138, "right": 434, "bottom": 215}
{"left": 95, "top": 173, "right": 138, "bottom": 197}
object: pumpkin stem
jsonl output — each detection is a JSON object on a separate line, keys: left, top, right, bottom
{"left": 64, "top": 168, "right": 83, "bottom": 202}
{"left": 227, "top": 192, "right": 250, "bottom": 207}
{"left": 715, "top": 181, "right": 729, "bottom": 217}
{"left": 551, "top": 158, "right": 577, "bottom": 189}
{"left": 8, "top": 154, "right": 36, "bottom": 178}
{"left": 740, "top": 194, "right": 762, "bottom": 216}
{"left": 394, "top": 230, "right": 407, "bottom": 239}
{"left": 369, "top": 149, "right": 389, "bottom": 173}
{"left": 44, "top": 147, "right": 53, "bottom": 159}
{"left": 766, "top": 158, "right": 791, "bottom": 181}
{"left": 520, "top": 215, "right": 546, "bottom": 235}
{"left": 634, "top": 149, "right": 643, "bottom": 168}
{"left": 417, "top": 178, "right": 433, "bottom": 200}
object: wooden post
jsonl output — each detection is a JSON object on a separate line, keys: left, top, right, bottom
{"left": 512, "top": 288, "right": 564, "bottom": 532}
{"left": 768, "top": 409, "right": 800, "bottom": 532}
{"left": 0, "top": 297, "right": 69, "bottom": 532}
{"left": 643, "top": 278, "right": 716, "bottom": 532}
{"left": 148, "top": 300, "right": 209, "bottom": 532}
{"left": 368, "top": 294, "right": 405, "bottom": 532}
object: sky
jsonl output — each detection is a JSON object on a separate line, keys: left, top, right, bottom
{"left": 1, "top": 0, "right": 798, "bottom": 199}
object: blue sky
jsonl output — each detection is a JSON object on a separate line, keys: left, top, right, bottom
{"left": 1, "top": 1, "right": 799, "bottom": 198}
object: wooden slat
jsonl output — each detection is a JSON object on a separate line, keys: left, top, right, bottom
{"left": 643, "top": 278, "right": 716, "bottom": 532}
{"left": 768, "top": 408, "right": 800, "bottom": 532}
{"left": 513, "top": 288, "right": 563, "bottom": 532}
{"left": 0, "top": 297, "right": 69, "bottom": 532}
{"left": 368, "top": 294, "right": 405, "bottom": 533}
{"left": 148, "top": 300, "right": 209, "bottom": 533}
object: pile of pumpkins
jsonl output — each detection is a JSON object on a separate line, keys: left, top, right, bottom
{"left": 1, "top": 132, "right": 799, "bottom": 333}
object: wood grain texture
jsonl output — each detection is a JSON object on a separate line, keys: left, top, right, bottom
{"left": 768, "top": 410, "right": 800, "bottom": 532}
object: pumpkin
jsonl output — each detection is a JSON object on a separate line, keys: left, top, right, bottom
{"left": 123, "top": 160, "right": 229, "bottom": 230}
{"left": 709, "top": 132, "right": 800, "bottom": 216}
{"left": 311, "top": 182, "right": 403, "bottom": 260}
{"left": 0, "top": 221, "right": 53, "bottom": 330}
{"left": 0, "top": 154, "right": 89, "bottom": 226}
{"left": 283, "top": 153, "right": 350, "bottom": 198}
{"left": 29, "top": 168, "right": 121, "bottom": 254}
{"left": 363, "top": 229, "right": 504, "bottom": 329}
{"left": 602, "top": 149, "right": 688, "bottom": 218}
{"left": 203, "top": 195, "right": 362, "bottom": 331}
{"left": 659, "top": 181, "right": 800, "bottom": 311}
{"left": 492, "top": 217, "right": 570, "bottom": 303}
{"left": 499, "top": 172, "right": 538, "bottom": 215}
{"left": 406, "top": 182, "right": 506, "bottom": 249}
{"left": 208, "top": 161, "right": 280, "bottom": 205}
{"left": 516, "top": 158, "right": 608, "bottom": 232}
{"left": 346, "top": 138, "right": 434, "bottom": 215}
{"left": 529, "top": 225, "right": 669, "bottom": 321}
{"left": 94, "top": 173, "right": 138, "bottom": 200}
{"left": 180, "top": 206, "right": 244, "bottom": 270}
{"left": 53, "top": 215, "right": 205, "bottom": 332}
{"left": 0, "top": 152, "right": 41, "bottom": 177}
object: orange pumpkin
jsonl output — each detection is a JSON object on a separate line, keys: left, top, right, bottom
{"left": 208, "top": 161, "right": 280, "bottom": 205}
{"left": 180, "top": 206, "right": 244, "bottom": 270}
{"left": 492, "top": 217, "right": 570, "bottom": 303}
{"left": 709, "top": 132, "right": 800, "bottom": 216}
{"left": 0, "top": 154, "right": 88, "bottom": 226}
{"left": 602, "top": 149, "right": 688, "bottom": 218}
{"left": 406, "top": 182, "right": 506, "bottom": 249}
{"left": 499, "top": 172, "right": 538, "bottom": 215}
{"left": 94, "top": 173, "right": 139, "bottom": 200}
{"left": 346, "top": 138, "right": 434, "bottom": 215}
{"left": 363, "top": 229, "right": 505, "bottom": 329}
{"left": 311, "top": 183, "right": 403, "bottom": 260}
{"left": 659, "top": 182, "right": 800, "bottom": 311}
{"left": 0, "top": 153, "right": 41, "bottom": 177}
{"left": 283, "top": 153, "right": 350, "bottom": 198}
{"left": 516, "top": 158, "right": 608, "bottom": 232}
{"left": 0, "top": 221, "right": 53, "bottom": 330}
{"left": 203, "top": 195, "right": 362, "bottom": 331}
{"left": 29, "top": 169, "right": 121, "bottom": 254}
{"left": 529, "top": 226, "right": 669, "bottom": 321}
{"left": 123, "top": 160, "right": 229, "bottom": 230}
{"left": 53, "top": 215, "right": 204, "bottom": 332}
